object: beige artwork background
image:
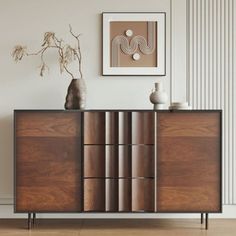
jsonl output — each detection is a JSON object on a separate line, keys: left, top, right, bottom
{"left": 110, "top": 21, "right": 157, "bottom": 67}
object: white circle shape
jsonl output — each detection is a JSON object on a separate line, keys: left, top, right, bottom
{"left": 132, "top": 53, "right": 141, "bottom": 61}
{"left": 125, "top": 29, "right": 133, "bottom": 37}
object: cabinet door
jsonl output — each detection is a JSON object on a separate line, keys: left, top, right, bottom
{"left": 15, "top": 111, "right": 82, "bottom": 212}
{"left": 156, "top": 112, "right": 221, "bottom": 212}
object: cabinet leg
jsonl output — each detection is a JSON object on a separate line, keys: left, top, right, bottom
{"left": 33, "top": 213, "right": 36, "bottom": 226}
{"left": 201, "top": 213, "right": 204, "bottom": 224}
{"left": 27, "top": 213, "right": 32, "bottom": 230}
{"left": 205, "top": 213, "right": 208, "bottom": 230}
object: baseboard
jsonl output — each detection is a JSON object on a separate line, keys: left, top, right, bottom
{"left": 0, "top": 194, "right": 13, "bottom": 205}
{"left": 0, "top": 205, "right": 236, "bottom": 219}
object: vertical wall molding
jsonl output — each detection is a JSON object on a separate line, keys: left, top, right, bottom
{"left": 187, "top": 0, "right": 235, "bottom": 205}
{"left": 170, "top": 0, "right": 173, "bottom": 104}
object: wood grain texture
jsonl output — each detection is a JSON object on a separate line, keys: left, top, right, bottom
{"left": 15, "top": 111, "right": 80, "bottom": 137}
{"left": 132, "top": 179, "right": 154, "bottom": 212}
{"left": 158, "top": 112, "right": 220, "bottom": 137}
{"left": 84, "top": 146, "right": 105, "bottom": 178}
{"left": 156, "top": 112, "right": 221, "bottom": 212}
{"left": 16, "top": 186, "right": 81, "bottom": 212}
{"left": 16, "top": 138, "right": 82, "bottom": 211}
{"left": 132, "top": 146, "right": 154, "bottom": 177}
{"left": 157, "top": 137, "right": 219, "bottom": 162}
{"left": 15, "top": 112, "right": 81, "bottom": 212}
{"left": 84, "top": 179, "right": 105, "bottom": 212}
{"left": 16, "top": 137, "right": 80, "bottom": 163}
{"left": 157, "top": 187, "right": 220, "bottom": 212}
{"left": 132, "top": 112, "right": 154, "bottom": 144}
{"left": 158, "top": 158, "right": 220, "bottom": 188}
{"left": 84, "top": 112, "right": 105, "bottom": 144}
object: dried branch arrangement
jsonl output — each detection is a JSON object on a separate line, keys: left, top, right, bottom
{"left": 12, "top": 25, "right": 83, "bottom": 80}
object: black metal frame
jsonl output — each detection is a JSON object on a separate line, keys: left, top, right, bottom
{"left": 14, "top": 109, "right": 222, "bottom": 230}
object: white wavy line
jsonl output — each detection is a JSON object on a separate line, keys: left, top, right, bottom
{"left": 111, "top": 22, "right": 156, "bottom": 67}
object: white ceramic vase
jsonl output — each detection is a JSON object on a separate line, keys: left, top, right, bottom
{"left": 149, "top": 82, "right": 168, "bottom": 110}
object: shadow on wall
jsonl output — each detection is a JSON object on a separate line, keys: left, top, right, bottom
{"left": 0, "top": 115, "right": 14, "bottom": 196}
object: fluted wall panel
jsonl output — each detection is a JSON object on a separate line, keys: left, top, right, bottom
{"left": 187, "top": 0, "right": 235, "bottom": 204}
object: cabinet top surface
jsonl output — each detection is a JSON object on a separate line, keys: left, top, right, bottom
{"left": 14, "top": 109, "right": 222, "bottom": 112}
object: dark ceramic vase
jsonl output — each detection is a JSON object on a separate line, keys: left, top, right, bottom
{"left": 64, "top": 78, "right": 86, "bottom": 110}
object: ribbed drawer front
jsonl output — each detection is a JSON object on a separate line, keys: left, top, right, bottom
{"left": 82, "top": 111, "right": 155, "bottom": 212}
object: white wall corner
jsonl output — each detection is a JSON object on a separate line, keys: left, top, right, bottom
{"left": 170, "top": 0, "right": 187, "bottom": 103}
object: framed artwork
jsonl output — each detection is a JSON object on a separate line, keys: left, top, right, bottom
{"left": 102, "top": 12, "right": 166, "bottom": 76}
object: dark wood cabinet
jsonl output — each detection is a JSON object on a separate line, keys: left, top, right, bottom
{"left": 14, "top": 110, "right": 221, "bottom": 228}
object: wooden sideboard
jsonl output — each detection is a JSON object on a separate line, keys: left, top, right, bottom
{"left": 14, "top": 110, "right": 222, "bottom": 229}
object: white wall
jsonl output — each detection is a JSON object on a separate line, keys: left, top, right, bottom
{"left": 0, "top": 0, "right": 235, "bottom": 218}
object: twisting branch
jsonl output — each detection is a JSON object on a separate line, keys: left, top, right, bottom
{"left": 12, "top": 25, "right": 83, "bottom": 80}
{"left": 63, "top": 65, "right": 75, "bottom": 80}
{"left": 69, "top": 24, "right": 83, "bottom": 79}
